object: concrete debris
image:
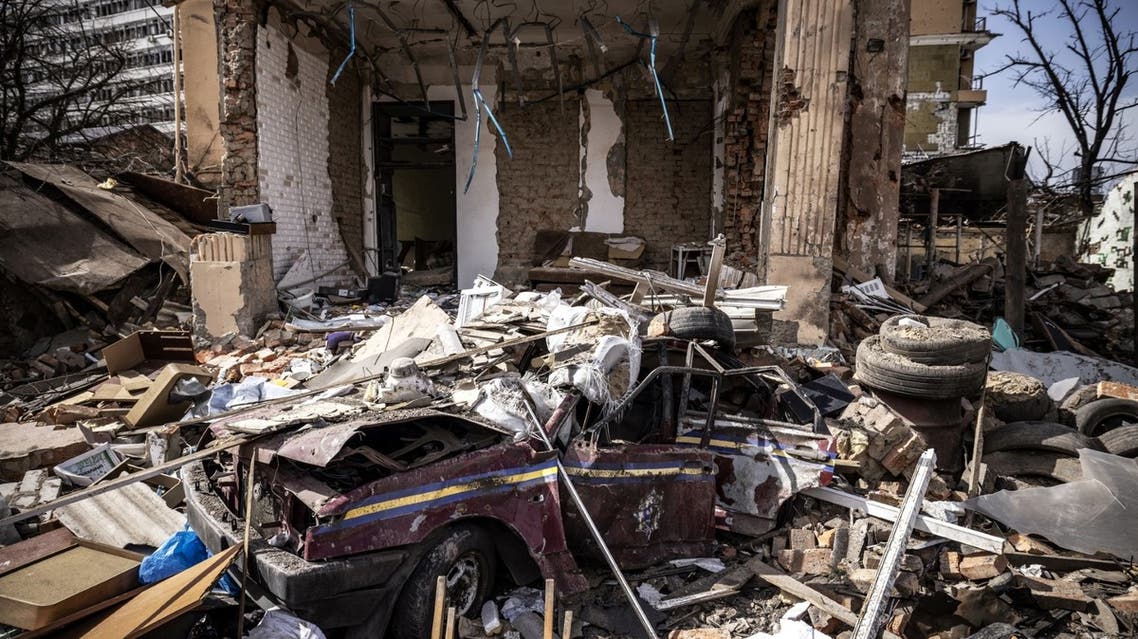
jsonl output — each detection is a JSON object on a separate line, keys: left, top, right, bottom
{"left": 0, "top": 246, "right": 1135, "bottom": 639}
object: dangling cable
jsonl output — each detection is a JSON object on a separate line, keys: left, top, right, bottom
{"left": 616, "top": 15, "right": 673, "bottom": 141}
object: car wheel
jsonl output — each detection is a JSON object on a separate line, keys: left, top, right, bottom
{"left": 854, "top": 335, "right": 988, "bottom": 399}
{"left": 1074, "top": 398, "right": 1138, "bottom": 436}
{"left": 878, "top": 314, "right": 991, "bottom": 365}
{"left": 390, "top": 525, "right": 498, "bottom": 639}
{"left": 647, "top": 307, "right": 736, "bottom": 351}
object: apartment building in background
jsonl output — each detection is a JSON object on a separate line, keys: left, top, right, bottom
{"left": 904, "top": 0, "right": 996, "bottom": 160}
{"left": 35, "top": 0, "right": 175, "bottom": 135}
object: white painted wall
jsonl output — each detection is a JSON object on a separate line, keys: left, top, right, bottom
{"left": 256, "top": 25, "right": 353, "bottom": 287}
{"left": 1081, "top": 172, "right": 1137, "bottom": 292}
{"left": 361, "top": 81, "right": 379, "bottom": 277}
{"left": 440, "top": 84, "right": 500, "bottom": 289}
{"left": 581, "top": 89, "right": 625, "bottom": 233}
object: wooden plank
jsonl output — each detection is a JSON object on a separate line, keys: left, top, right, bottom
{"left": 78, "top": 544, "right": 240, "bottom": 639}
{"left": 746, "top": 558, "right": 859, "bottom": 626}
{"left": 0, "top": 436, "right": 255, "bottom": 528}
{"left": 0, "top": 528, "right": 75, "bottom": 576}
{"left": 1005, "top": 178, "right": 1028, "bottom": 335}
{"left": 702, "top": 236, "right": 725, "bottom": 307}
{"left": 832, "top": 255, "right": 927, "bottom": 312}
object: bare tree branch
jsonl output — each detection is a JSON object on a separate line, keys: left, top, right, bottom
{"left": 990, "top": 0, "right": 1138, "bottom": 217}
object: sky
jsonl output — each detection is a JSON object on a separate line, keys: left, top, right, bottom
{"left": 975, "top": 0, "right": 1138, "bottom": 186}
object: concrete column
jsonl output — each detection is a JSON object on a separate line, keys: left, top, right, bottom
{"left": 839, "top": 0, "right": 909, "bottom": 280}
{"left": 761, "top": 0, "right": 855, "bottom": 345}
{"left": 214, "top": 0, "right": 260, "bottom": 209}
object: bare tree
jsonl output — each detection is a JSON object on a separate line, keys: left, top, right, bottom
{"left": 0, "top": 0, "right": 158, "bottom": 161}
{"left": 990, "top": 0, "right": 1137, "bottom": 218}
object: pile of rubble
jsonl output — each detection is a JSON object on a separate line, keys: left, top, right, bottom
{"left": 1, "top": 240, "right": 1137, "bottom": 639}
{"left": 831, "top": 255, "right": 1135, "bottom": 362}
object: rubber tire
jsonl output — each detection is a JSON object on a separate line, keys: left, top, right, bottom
{"left": 878, "top": 314, "right": 991, "bottom": 365}
{"left": 854, "top": 335, "right": 988, "bottom": 399}
{"left": 1074, "top": 398, "right": 1138, "bottom": 436}
{"left": 981, "top": 450, "right": 1084, "bottom": 483}
{"left": 1097, "top": 423, "right": 1138, "bottom": 457}
{"left": 983, "top": 421, "right": 1105, "bottom": 456}
{"left": 390, "top": 525, "right": 498, "bottom": 639}
{"left": 648, "top": 306, "right": 736, "bottom": 351}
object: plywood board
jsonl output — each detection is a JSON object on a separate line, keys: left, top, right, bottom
{"left": 78, "top": 544, "right": 240, "bottom": 639}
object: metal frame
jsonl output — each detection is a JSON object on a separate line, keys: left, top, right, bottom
{"left": 583, "top": 339, "right": 825, "bottom": 440}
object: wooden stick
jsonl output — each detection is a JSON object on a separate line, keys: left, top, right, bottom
{"left": 0, "top": 434, "right": 257, "bottom": 527}
{"left": 544, "top": 578, "right": 555, "bottom": 639}
{"left": 702, "top": 235, "right": 725, "bottom": 307}
{"left": 430, "top": 576, "right": 446, "bottom": 639}
{"left": 444, "top": 606, "right": 456, "bottom": 639}
{"left": 235, "top": 456, "right": 257, "bottom": 638}
{"left": 562, "top": 609, "right": 573, "bottom": 639}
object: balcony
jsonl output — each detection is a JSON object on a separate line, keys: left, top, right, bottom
{"left": 962, "top": 16, "right": 988, "bottom": 33}
{"left": 957, "top": 75, "right": 987, "bottom": 107}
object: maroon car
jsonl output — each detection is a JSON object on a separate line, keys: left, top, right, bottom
{"left": 183, "top": 340, "right": 834, "bottom": 638}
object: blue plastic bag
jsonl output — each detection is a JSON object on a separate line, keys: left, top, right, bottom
{"left": 139, "top": 528, "right": 209, "bottom": 584}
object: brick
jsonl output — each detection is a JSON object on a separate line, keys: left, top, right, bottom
{"left": 18, "top": 469, "right": 46, "bottom": 495}
{"left": 848, "top": 568, "right": 919, "bottom": 597}
{"left": 958, "top": 553, "right": 1007, "bottom": 581}
{"left": 777, "top": 548, "right": 834, "bottom": 576}
{"left": 1007, "top": 533, "right": 1055, "bottom": 555}
{"left": 881, "top": 432, "right": 928, "bottom": 474}
{"left": 865, "top": 550, "right": 923, "bottom": 574}
{"left": 939, "top": 549, "right": 963, "bottom": 579}
{"left": 788, "top": 528, "right": 817, "bottom": 550}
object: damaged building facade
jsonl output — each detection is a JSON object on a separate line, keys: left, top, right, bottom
{"left": 182, "top": 0, "right": 908, "bottom": 346}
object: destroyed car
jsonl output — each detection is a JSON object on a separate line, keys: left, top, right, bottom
{"left": 183, "top": 337, "right": 835, "bottom": 638}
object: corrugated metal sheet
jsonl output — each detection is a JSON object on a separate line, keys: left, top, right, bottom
{"left": 56, "top": 482, "right": 185, "bottom": 548}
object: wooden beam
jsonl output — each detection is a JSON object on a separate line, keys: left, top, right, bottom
{"left": 926, "top": 188, "right": 940, "bottom": 277}
{"left": 1005, "top": 179, "right": 1028, "bottom": 335}
{"left": 703, "top": 235, "right": 726, "bottom": 307}
{"left": 0, "top": 435, "right": 257, "bottom": 527}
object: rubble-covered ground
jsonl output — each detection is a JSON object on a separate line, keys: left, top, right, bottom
{"left": 1, "top": 256, "right": 1137, "bottom": 639}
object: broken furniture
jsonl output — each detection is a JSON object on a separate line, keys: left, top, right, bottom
{"left": 0, "top": 529, "right": 143, "bottom": 631}
{"left": 527, "top": 230, "right": 646, "bottom": 292}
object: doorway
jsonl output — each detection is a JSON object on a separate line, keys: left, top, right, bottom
{"left": 373, "top": 101, "right": 457, "bottom": 286}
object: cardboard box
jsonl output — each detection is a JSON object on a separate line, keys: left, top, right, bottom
{"left": 102, "top": 330, "right": 195, "bottom": 375}
{"left": 123, "top": 364, "right": 212, "bottom": 428}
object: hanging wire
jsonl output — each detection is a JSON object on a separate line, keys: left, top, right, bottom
{"left": 616, "top": 15, "right": 673, "bottom": 141}
{"left": 329, "top": 0, "right": 355, "bottom": 85}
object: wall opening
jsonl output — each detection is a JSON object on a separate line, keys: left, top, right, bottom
{"left": 374, "top": 101, "right": 457, "bottom": 287}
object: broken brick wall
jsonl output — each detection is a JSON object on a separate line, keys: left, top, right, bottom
{"left": 255, "top": 16, "right": 354, "bottom": 286}
{"left": 720, "top": 4, "right": 778, "bottom": 272}
{"left": 493, "top": 98, "right": 583, "bottom": 284}
{"left": 836, "top": 0, "right": 908, "bottom": 280}
{"left": 326, "top": 66, "right": 365, "bottom": 276}
{"left": 214, "top": 0, "right": 259, "bottom": 209}
{"left": 623, "top": 99, "right": 715, "bottom": 271}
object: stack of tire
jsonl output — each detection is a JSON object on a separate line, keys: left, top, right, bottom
{"left": 854, "top": 315, "right": 991, "bottom": 399}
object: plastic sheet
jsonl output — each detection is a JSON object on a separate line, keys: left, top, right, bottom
{"left": 139, "top": 528, "right": 208, "bottom": 584}
{"left": 246, "top": 608, "right": 326, "bottom": 639}
{"left": 966, "top": 448, "right": 1138, "bottom": 560}
{"left": 185, "top": 376, "right": 301, "bottom": 418}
